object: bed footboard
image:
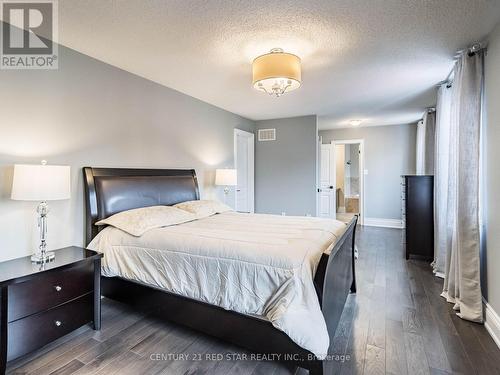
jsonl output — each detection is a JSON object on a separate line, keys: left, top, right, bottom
{"left": 322, "top": 216, "right": 357, "bottom": 339}
{"left": 305, "top": 216, "right": 358, "bottom": 375}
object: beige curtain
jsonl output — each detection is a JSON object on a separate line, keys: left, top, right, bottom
{"left": 440, "top": 50, "right": 484, "bottom": 322}
{"left": 433, "top": 84, "right": 452, "bottom": 278}
{"left": 423, "top": 111, "right": 436, "bottom": 174}
{"left": 415, "top": 112, "right": 436, "bottom": 175}
{"left": 416, "top": 120, "right": 425, "bottom": 174}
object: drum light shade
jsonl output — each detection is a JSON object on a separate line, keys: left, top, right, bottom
{"left": 252, "top": 48, "right": 301, "bottom": 97}
{"left": 215, "top": 169, "right": 237, "bottom": 186}
{"left": 11, "top": 164, "right": 71, "bottom": 201}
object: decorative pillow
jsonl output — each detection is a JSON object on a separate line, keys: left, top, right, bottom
{"left": 95, "top": 205, "right": 196, "bottom": 236}
{"left": 174, "top": 199, "right": 232, "bottom": 218}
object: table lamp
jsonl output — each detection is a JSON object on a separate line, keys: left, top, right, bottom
{"left": 11, "top": 161, "right": 71, "bottom": 263}
{"left": 215, "top": 168, "right": 237, "bottom": 203}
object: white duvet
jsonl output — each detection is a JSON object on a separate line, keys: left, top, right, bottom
{"left": 88, "top": 211, "right": 347, "bottom": 358}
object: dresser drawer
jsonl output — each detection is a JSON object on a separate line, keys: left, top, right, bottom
{"left": 8, "top": 261, "right": 94, "bottom": 322}
{"left": 7, "top": 292, "right": 93, "bottom": 361}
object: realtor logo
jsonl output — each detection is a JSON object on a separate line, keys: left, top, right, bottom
{"left": 1, "top": 0, "right": 58, "bottom": 69}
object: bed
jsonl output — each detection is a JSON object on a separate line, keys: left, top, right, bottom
{"left": 83, "top": 167, "right": 357, "bottom": 375}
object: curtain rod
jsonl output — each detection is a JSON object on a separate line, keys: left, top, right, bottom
{"left": 437, "top": 41, "right": 486, "bottom": 88}
{"left": 467, "top": 42, "right": 486, "bottom": 56}
{"left": 437, "top": 75, "right": 452, "bottom": 87}
{"left": 455, "top": 42, "right": 487, "bottom": 58}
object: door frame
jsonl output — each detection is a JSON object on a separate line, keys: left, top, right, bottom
{"left": 332, "top": 139, "right": 365, "bottom": 225}
{"left": 234, "top": 129, "right": 255, "bottom": 213}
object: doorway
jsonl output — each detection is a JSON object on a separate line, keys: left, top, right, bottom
{"left": 333, "top": 139, "right": 364, "bottom": 224}
{"left": 318, "top": 139, "right": 364, "bottom": 224}
{"left": 234, "top": 129, "right": 255, "bottom": 213}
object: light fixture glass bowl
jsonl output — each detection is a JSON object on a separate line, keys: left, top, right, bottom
{"left": 252, "top": 48, "right": 301, "bottom": 97}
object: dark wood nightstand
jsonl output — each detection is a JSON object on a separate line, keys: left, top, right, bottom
{"left": 0, "top": 247, "right": 103, "bottom": 374}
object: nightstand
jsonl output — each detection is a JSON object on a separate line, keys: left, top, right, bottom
{"left": 0, "top": 247, "right": 103, "bottom": 374}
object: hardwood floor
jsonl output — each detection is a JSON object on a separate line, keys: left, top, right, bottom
{"left": 6, "top": 226, "right": 500, "bottom": 375}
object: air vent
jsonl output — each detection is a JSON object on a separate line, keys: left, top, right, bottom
{"left": 258, "top": 128, "right": 276, "bottom": 141}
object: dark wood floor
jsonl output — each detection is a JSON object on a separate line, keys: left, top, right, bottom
{"left": 7, "top": 226, "right": 500, "bottom": 375}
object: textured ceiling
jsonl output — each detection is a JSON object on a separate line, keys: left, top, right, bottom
{"left": 55, "top": 0, "right": 500, "bottom": 127}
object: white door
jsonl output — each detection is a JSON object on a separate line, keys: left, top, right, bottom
{"left": 234, "top": 129, "right": 255, "bottom": 213}
{"left": 319, "top": 144, "right": 336, "bottom": 218}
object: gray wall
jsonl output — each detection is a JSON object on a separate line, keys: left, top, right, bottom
{"left": 0, "top": 42, "right": 254, "bottom": 262}
{"left": 254, "top": 116, "right": 318, "bottom": 216}
{"left": 319, "top": 124, "right": 416, "bottom": 220}
{"left": 485, "top": 21, "right": 500, "bottom": 314}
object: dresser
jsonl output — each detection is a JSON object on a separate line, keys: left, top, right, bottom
{"left": 0, "top": 247, "right": 102, "bottom": 374}
{"left": 401, "top": 175, "right": 434, "bottom": 260}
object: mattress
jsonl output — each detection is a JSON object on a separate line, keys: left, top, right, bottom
{"left": 88, "top": 211, "right": 347, "bottom": 358}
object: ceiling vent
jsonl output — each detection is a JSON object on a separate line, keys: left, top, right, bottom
{"left": 258, "top": 128, "right": 276, "bottom": 141}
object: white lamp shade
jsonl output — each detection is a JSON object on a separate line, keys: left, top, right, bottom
{"left": 252, "top": 49, "right": 301, "bottom": 96}
{"left": 11, "top": 164, "right": 71, "bottom": 201}
{"left": 215, "top": 169, "right": 237, "bottom": 186}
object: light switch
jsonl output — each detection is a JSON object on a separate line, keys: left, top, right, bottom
{"left": 364, "top": 169, "right": 369, "bottom": 175}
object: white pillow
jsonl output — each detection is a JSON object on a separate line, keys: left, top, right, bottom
{"left": 95, "top": 205, "right": 196, "bottom": 236}
{"left": 174, "top": 199, "right": 232, "bottom": 218}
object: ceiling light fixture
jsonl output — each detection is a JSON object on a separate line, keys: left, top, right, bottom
{"left": 252, "top": 48, "right": 301, "bottom": 97}
{"left": 350, "top": 120, "right": 362, "bottom": 126}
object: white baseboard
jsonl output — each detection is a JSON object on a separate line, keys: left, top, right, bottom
{"left": 363, "top": 217, "right": 403, "bottom": 229}
{"left": 483, "top": 298, "right": 500, "bottom": 349}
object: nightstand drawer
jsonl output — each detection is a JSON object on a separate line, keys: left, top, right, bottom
{"left": 8, "top": 262, "right": 94, "bottom": 322}
{"left": 7, "top": 293, "right": 93, "bottom": 361}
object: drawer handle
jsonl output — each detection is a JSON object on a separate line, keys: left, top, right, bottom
{"left": 54, "top": 285, "right": 62, "bottom": 292}
{"left": 54, "top": 320, "right": 62, "bottom": 327}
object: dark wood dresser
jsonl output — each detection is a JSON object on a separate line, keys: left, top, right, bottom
{"left": 402, "top": 175, "right": 434, "bottom": 260}
{"left": 0, "top": 247, "right": 102, "bottom": 374}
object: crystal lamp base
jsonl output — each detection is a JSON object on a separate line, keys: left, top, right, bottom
{"left": 31, "top": 251, "right": 56, "bottom": 264}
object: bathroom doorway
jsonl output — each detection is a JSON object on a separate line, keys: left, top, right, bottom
{"left": 333, "top": 139, "right": 364, "bottom": 225}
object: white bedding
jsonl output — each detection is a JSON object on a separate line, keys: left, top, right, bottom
{"left": 88, "top": 211, "right": 347, "bottom": 358}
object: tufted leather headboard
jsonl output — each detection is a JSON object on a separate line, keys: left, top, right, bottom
{"left": 83, "top": 167, "right": 199, "bottom": 245}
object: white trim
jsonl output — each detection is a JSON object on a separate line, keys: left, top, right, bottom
{"left": 234, "top": 129, "right": 255, "bottom": 213}
{"left": 364, "top": 217, "right": 403, "bottom": 229}
{"left": 332, "top": 139, "right": 365, "bottom": 225}
{"left": 483, "top": 298, "right": 500, "bottom": 349}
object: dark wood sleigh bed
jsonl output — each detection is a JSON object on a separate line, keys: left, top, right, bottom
{"left": 83, "top": 167, "right": 357, "bottom": 375}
